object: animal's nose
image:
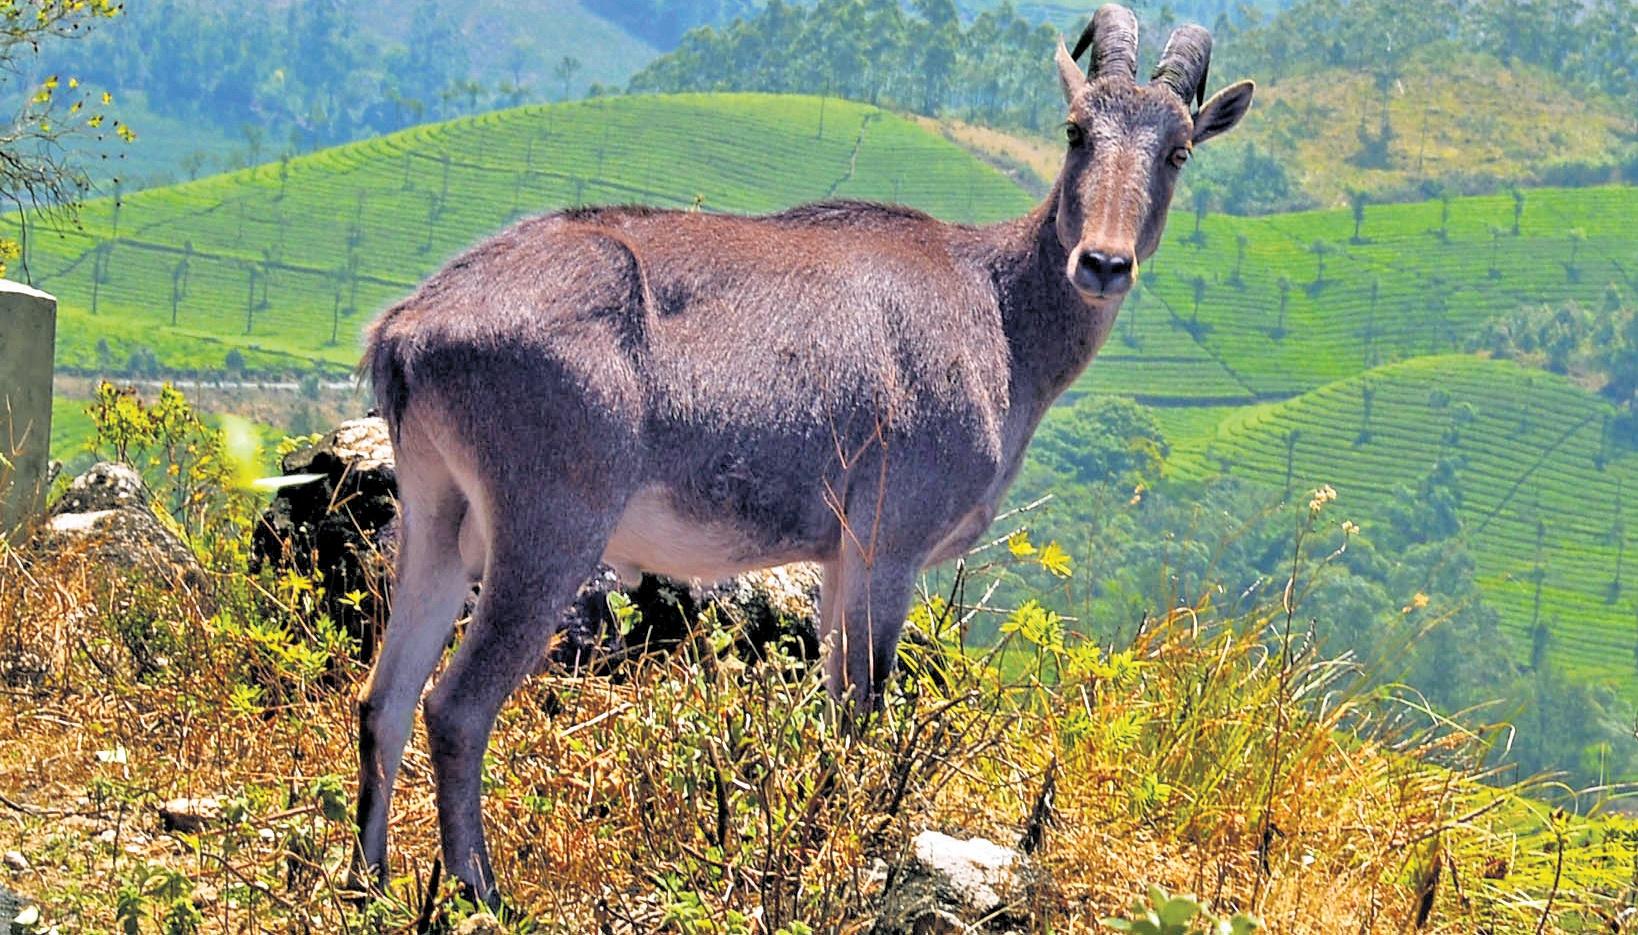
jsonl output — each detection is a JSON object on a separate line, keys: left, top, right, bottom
{"left": 1074, "top": 249, "right": 1134, "bottom": 294}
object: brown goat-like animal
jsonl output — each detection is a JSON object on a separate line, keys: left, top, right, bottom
{"left": 354, "top": 3, "right": 1254, "bottom": 902}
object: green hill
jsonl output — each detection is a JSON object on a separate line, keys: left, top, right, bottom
{"left": 1083, "top": 184, "right": 1636, "bottom": 403}
{"left": 1160, "top": 355, "right": 1638, "bottom": 691}
{"left": 9, "top": 93, "right": 1034, "bottom": 375}
{"left": 22, "top": 89, "right": 1638, "bottom": 701}
{"left": 1212, "top": 50, "right": 1633, "bottom": 211}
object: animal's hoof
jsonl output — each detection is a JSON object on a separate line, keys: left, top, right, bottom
{"left": 341, "top": 860, "right": 385, "bottom": 904}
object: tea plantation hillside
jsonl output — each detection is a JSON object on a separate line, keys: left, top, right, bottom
{"left": 12, "top": 85, "right": 1630, "bottom": 405}
{"left": 7, "top": 93, "right": 1034, "bottom": 373}
{"left": 1160, "top": 355, "right": 1638, "bottom": 692}
{"left": 1085, "top": 184, "right": 1637, "bottom": 403}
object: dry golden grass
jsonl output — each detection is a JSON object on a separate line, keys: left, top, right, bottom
{"left": 0, "top": 514, "right": 1626, "bottom": 932}
{"left": 913, "top": 115, "right": 1059, "bottom": 197}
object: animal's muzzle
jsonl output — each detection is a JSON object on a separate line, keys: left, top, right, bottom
{"left": 1072, "top": 248, "right": 1134, "bottom": 296}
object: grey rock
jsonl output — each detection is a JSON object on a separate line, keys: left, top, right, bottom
{"left": 251, "top": 417, "right": 398, "bottom": 658}
{"left": 454, "top": 912, "right": 505, "bottom": 935}
{"left": 32, "top": 462, "right": 204, "bottom": 591}
{"left": 158, "top": 796, "right": 223, "bottom": 834}
{"left": 874, "top": 831, "right": 1029, "bottom": 934}
{"left": 2, "top": 850, "right": 28, "bottom": 873}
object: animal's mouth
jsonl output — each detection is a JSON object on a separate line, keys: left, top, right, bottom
{"left": 1068, "top": 276, "right": 1133, "bottom": 302}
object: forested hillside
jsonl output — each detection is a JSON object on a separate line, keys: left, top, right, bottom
{"left": 634, "top": 0, "right": 1637, "bottom": 210}
{"left": 28, "top": 0, "right": 659, "bottom": 187}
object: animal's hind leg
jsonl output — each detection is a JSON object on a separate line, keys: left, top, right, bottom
{"left": 421, "top": 494, "right": 619, "bottom": 904}
{"left": 352, "top": 455, "right": 471, "bottom": 887}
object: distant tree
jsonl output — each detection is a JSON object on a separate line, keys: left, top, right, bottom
{"left": 1566, "top": 228, "right": 1586, "bottom": 281}
{"left": 1274, "top": 275, "right": 1292, "bottom": 337}
{"left": 1610, "top": 497, "right": 1625, "bottom": 601}
{"left": 462, "top": 78, "right": 486, "bottom": 114}
{"left": 1531, "top": 614, "right": 1551, "bottom": 671}
{"left": 1190, "top": 274, "right": 1207, "bottom": 329}
{"left": 0, "top": 1, "right": 126, "bottom": 278}
{"left": 1027, "top": 395, "right": 1169, "bottom": 488}
{"left": 329, "top": 269, "right": 345, "bottom": 344}
{"left": 1426, "top": 279, "right": 1451, "bottom": 353}
{"left": 1231, "top": 232, "right": 1249, "bottom": 287}
{"left": 180, "top": 151, "right": 208, "bottom": 182}
{"left": 244, "top": 263, "right": 258, "bottom": 334}
{"left": 110, "top": 177, "right": 123, "bottom": 240}
{"left": 1122, "top": 287, "right": 1141, "bottom": 346}
{"left": 1189, "top": 182, "right": 1213, "bottom": 244}
{"left": 243, "top": 123, "right": 265, "bottom": 166}
{"left": 496, "top": 80, "right": 530, "bottom": 108}
{"left": 1511, "top": 186, "right": 1527, "bottom": 235}
{"left": 169, "top": 243, "right": 192, "bottom": 326}
{"left": 1358, "top": 382, "right": 1375, "bottom": 444}
{"left": 1364, "top": 276, "right": 1381, "bottom": 365}
{"left": 1347, "top": 188, "right": 1369, "bottom": 243}
{"left": 1282, "top": 428, "right": 1302, "bottom": 495}
{"left": 225, "top": 347, "right": 246, "bottom": 375}
{"left": 1352, "top": 115, "right": 1393, "bottom": 169}
{"left": 554, "top": 56, "right": 583, "bottom": 101}
{"left": 506, "top": 36, "right": 537, "bottom": 88}
{"left": 1309, "top": 239, "right": 1331, "bottom": 287}
{"left": 1488, "top": 225, "right": 1504, "bottom": 278}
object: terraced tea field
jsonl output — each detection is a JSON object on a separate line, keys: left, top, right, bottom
{"left": 1165, "top": 355, "right": 1638, "bottom": 688}
{"left": 1088, "top": 185, "right": 1637, "bottom": 403}
{"left": 8, "top": 93, "right": 1034, "bottom": 374}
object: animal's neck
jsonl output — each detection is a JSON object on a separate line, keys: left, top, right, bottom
{"left": 980, "top": 181, "right": 1121, "bottom": 414}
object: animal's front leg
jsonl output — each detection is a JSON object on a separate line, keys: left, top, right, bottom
{"left": 820, "top": 543, "right": 920, "bottom": 710}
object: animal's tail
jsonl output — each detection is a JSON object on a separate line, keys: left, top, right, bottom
{"left": 358, "top": 304, "right": 413, "bottom": 434}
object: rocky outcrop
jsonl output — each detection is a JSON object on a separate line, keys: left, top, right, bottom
{"left": 250, "top": 418, "right": 399, "bottom": 658}
{"left": 873, "top": 831, "right": 1030, "bottom": 933}
{"left": 33, "top": 462, "right": 204, "bottom": 591}
{"left": 253, "top": 417, "right": 823, "bottom": 669}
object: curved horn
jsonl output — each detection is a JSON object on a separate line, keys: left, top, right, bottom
{"left": 1070, "top": 4, "right": 1139, "bottom": 82}
{"left": 1151, "top": 24, "right": 1213, "bottom": 111}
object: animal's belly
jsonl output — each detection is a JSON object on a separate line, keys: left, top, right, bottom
{"left": 602, "top": 486, "right": 806, "bottom": 584}
{"left": 926, "top": 505, "right": 995, "bottom": 566}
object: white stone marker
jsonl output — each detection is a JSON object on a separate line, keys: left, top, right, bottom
{"left": 0, "top": 280, "right": 57, "bottom": 538}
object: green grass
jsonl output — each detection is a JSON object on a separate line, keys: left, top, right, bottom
{"left": 12, "top": 93, "right": 1035, "bottom": 375}
{"left": 49, "top": 394, "right": 285, "bottom": 474}
{"left": 49, "top": 397, "right": 94, "bottom": 466}
{"left": 1164, "top": 355, "right": 1638, "bottom": 692}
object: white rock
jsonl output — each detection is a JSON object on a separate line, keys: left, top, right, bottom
{"left": 454, "top": 912, "right": 505, "bottom": 935}
{"left": 910, "top": 830, "right": 1021, "bottom": 913}
{"left": 3, "top": 849, "right": 29, "bottom": 872}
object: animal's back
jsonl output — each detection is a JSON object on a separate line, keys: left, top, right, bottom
{"left": 366, "top": 201, "right": 1009, "bottom": 441}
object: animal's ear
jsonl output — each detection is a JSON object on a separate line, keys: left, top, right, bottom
{"left": 1056, "top": 39, "right": 1088, "bottom": 106}
{"left": 1192, "top": 80, "right": 1254, "bottom": 145}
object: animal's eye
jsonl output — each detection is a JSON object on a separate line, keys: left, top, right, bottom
{"left": 1169, "top": 146, "right": 1190, "bottom": 168}
{"left": 1065, "top": 123, "right": 1085, "bottom": 147}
